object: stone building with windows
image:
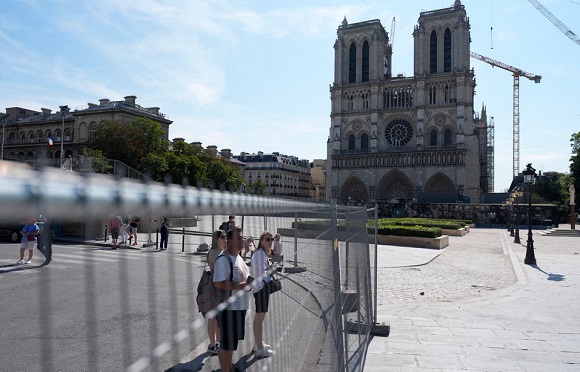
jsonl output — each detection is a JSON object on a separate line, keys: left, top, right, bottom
{"left": 235, "top": 152, "right": 312, "bottom": 198}
{"left": 0, "top": 95, "right": 172, "bottom": 164}
{"left": 327, "top": 0, "right": 487, "bottom": 205}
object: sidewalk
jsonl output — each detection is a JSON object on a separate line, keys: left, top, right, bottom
{"left": 365, "top": 225, "right": 580, "bottom": 371}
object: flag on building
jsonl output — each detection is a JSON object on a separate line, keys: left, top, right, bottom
{"left": 48, "top": 137, "right": 53, "bottom": 146}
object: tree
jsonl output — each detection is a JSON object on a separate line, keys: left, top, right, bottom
{"left": 571, "top": 132, "right": 580, "bottom": 205}
{"left": 87, "top": 118, "right": 168, "bottom": 172}
{"left": 249, "top": 179, "right": 268, "bottom": 195}
{"left": 81, "top": 147, "right": 111, "bottom": 174}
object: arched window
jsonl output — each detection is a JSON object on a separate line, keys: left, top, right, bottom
{"left": 20, "top": 133, "right": 26, "bottom": 144}
{"left": 361, "top": 133, "right": 369, "bottom": 150}
{"left": 444, "top": 85, "right": 449, "bottom": 103}
{"left": 444, "top": 28, "right": 451, "bottom": 72}
{"left": 64, "top": 129, "right": 71, "bottom": 142}
{"left": 430, "top": 129, "right": 438, "bottom": 146}
{"left": 362, "top": 41, "right": 369, "bottom": 82}
{"left": 46, "top": 130, "right": 52, "bottom": 141}
{"left": 28, "top": 131, "right": 35, "bottom": 143}
{"left": 444, "top": 128, "right": 452, "bottom": 146}
{"left": 349, "top": 43, "right": 356, "bottom": 83}
{"left": 8, "top": 133, "right": 16, "bottom": 144}
{"left": 89, "top": 121, "right": 97, "bottom": 139}
{"left": 430, "top": 30, "right": 437, "bottom": 74}
{"left": 37, "top": 130, "right": 43, "bottom": 143}
{"left": 55, "top": 129, "right": 62, "bottom": 141}
{"left": 348, "top": 134, "right": 355, "bottom": 150}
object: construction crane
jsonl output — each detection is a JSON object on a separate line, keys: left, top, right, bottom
{"left": 470, "top": 51, "right": 541, "bottom": 177}
{"left": 527, "top": 0, "right": 580, "bottom": 46}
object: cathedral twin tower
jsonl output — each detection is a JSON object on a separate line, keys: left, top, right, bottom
{"left": 327, "top": 0, "right": 486, "bottom": 205}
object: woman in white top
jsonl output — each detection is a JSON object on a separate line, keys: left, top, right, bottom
{"left": 250, "top": 231, "right": 275, "bottom": 358}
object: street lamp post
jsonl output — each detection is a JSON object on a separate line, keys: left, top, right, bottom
{"left": 59, "top": 105, "right": 69, "bottom": 163}
{"left": 514, "top": 187, "right": 521, "bottom": 244}
{"left": 570, "top": 185, "right": 576, "bottom": 230}
{"left": 1, "top": 120, "right": 5, "bottom": 160}
{"left": 522, "top": 163, "right": 537, "bottom": 265}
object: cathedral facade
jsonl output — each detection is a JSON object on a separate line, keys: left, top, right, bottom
{"left": 326, "top": 1, "right": 485, "bottom": 205}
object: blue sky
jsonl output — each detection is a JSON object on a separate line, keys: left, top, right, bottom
{"left": 1, "top": 0, "right": 579, "bottom": 191}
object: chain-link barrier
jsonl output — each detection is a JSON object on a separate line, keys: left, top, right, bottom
{"left": 0, "top": 161, "right": 372, "bottom": 372}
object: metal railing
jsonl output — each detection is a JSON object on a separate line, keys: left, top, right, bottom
{"left": 0, "top": 161, "right": 373, "bottom": 372}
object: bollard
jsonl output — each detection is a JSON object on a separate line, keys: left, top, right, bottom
{"left": 156, "top": 228, "right": 159, "bottom": 249}
{"left": 182, "top": 227, "right": 185, "bottom": 253}
{"left": 104, "top": 225, "right": 108, "bottom": 242}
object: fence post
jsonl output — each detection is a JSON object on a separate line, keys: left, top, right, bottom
{"left": 293, "top": 213, "right": 298, "bottom": 268}
{"left": 374, "top": 203, "right": 379, "bottom": 324}
{"left": 331, "top": 203, "right": 346, "bottom": 372}
{"left": 182, "top": 227, "right": 185, "bottom": 253}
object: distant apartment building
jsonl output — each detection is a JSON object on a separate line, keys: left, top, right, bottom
{"left": 0, "top": 95, "right": 172, "bottom": 163}
{"left": 310, "top": 159, "right": 327, "bottom": 201}
{"left": 235, "top": 152, "right": 312, "bottom": 198}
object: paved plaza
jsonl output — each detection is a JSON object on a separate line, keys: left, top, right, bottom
{"left": 366, "top": 225, "right": 580, "bottom": 371}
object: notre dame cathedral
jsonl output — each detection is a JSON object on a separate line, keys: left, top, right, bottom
{"left": 326, "top": 0, "right": 489, "bottom": 206}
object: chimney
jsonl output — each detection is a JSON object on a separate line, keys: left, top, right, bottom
{"left": 87, "top": 103, "right": 97, "bottom": 108}
{"left": 147, "top": 107, "right": 159, "bottom": 114}
{"left": 191, "top": 141, "right": 202, "bottom": 148}
{"left": 173, "top": 137, "right": 185, "bottom": 143}
{"left": 99, "top": 98, "right": 110, "bottom": 106}
{"left": 124, "top": 95, "right": 137, "bottom": 106}
{"left": 41, "top": 108, "right": 52, "bottom": 116}
{"left": 207, "top": 145, "right": 218, "bottom": 156}
{"left": 221, "top": 148, "right": 231, "bottom": 159}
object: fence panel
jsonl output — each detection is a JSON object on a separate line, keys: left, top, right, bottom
{"left": 0, "top": 161, "right": 372, "bottom": 372}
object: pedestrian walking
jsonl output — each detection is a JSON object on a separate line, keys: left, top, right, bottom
{"left": 159, "top": 217, "right": 171, "bottom": 250}
{"left": 18, "top": 216, "right": 39, "bottom": 264}
{"left": 220, "top": 215, "right": 235, "bottom": 233}
{"left": 129, "top": 216, "right": 140, "bottom": 246}
{"left": 271, "top": 233, "right": 283, "bottom": 264}
{"left": 251, "top": 231, "right": 276, "bottom": 358}
{"left": 205, "top": 229, "right": 227, "bottom": 354}
{"left": 213, "top": 226, "right": 252, "bottom": 372}
{"left": 108, "top": 214, "right": 123, "bottom": 249}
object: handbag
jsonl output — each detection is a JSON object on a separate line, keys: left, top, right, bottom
{"left": 266, "top": 276, "right": 282, "bottom": 294}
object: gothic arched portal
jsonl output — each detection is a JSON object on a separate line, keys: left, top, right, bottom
{"left": 339, "top": 176, "right": 368, "bottom": 204}
{"left": 424, "top": 172, "right": 455, "bottom": 193}
{"left": 377, "top": 170, "right": 414, "bottom": 202}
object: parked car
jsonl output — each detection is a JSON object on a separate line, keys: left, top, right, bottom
{"left": 0, "top": 220, "right": 25, "bottom": 242}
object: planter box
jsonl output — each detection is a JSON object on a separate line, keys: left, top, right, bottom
{"left": 442, "top": 227, "right": 467, "bottom": 236}
{"left": 278, "top": 228, "right": 449, "bottom": 249}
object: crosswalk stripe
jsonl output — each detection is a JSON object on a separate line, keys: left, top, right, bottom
{"left": 54, "top": 253, "right": 118, "bottom": 262}
{"left": 91, "top": 250, "right": 142, "bottom": 259}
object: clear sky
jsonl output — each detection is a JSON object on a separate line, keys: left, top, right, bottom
{"left": 1, "top": 0, "right": 579, "bottom": 192}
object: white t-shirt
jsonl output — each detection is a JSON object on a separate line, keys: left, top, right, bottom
{"left": 213, "top": 253, "right": 251, "bottom": 310}
{"left": 250, "top": 248, "right": 272, "bottom": 293}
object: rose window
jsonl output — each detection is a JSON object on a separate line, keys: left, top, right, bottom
{"left": 384, "top": 119, "right": 413, "bottom": 147}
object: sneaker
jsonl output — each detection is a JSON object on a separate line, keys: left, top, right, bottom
{"left": 24, "top": 260, "right": 32, "bottom": 264}
{"left": 254, "top": 347, "right": 273, "bottom": 358}
{"left": 132, "top": 242, "right": 138, "bottom": 246}
{"left": 207, "top": 344, "right": 219, "bottom": 355}
{"left": 16, "top": 260, "right": 24, "bottom": 265}
{"left": 252, "top": 343, "right": 270, "bottom": 352}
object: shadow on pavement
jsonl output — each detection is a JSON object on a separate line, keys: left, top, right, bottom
{"left": 165, "top": 352, "right": 209, "bottom": 372}
{"left": 532, "top": 265, "right": 566, "bottom": 281}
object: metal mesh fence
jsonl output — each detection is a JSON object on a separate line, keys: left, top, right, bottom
{"left": 0, "top": 161, "right": 372, "bottom": 372}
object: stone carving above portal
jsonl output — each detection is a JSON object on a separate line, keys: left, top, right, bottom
{"left": 434, "top": 114, "right": 446, "bottom": 127}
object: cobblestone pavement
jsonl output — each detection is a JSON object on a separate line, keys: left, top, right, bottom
{"left": 376, "top": 228, "right": 517, "bottom": 305}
